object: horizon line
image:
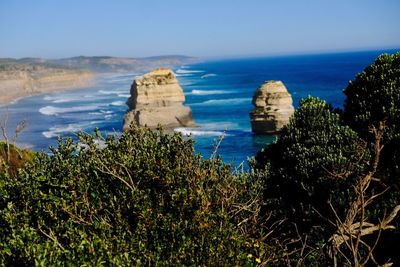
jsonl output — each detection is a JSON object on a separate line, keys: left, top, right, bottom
{"left": 1, "top": 46, "right": 399, "bottom": 62}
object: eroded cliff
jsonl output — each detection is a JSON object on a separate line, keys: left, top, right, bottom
{"left": 123, "top": 68, "right": 195, "bottom": 130}
{"left": 250, "top": 80, "right": 294, "bottom": 134}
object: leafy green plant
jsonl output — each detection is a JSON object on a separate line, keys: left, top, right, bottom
{"left": 343, "top": 51, "right": 400, "bottom": 265}
{"left": 343, "top": 52, "right": 400, "bottom": 139}
{"left": 0, "top": 127, "right": 270, "bottom": 266}
{"left": 252, "top": 97, "right": 371, "bottom": 265}
{"left": 255, "top": 97, "right": 368, "bottom": 226}
{"left": 343, "top": 52, "right": 400, "bottom": 182}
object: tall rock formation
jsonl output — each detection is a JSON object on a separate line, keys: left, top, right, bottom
{"left": 250, "top": 80, "right": 294, "bottom": 134}
{"left": 123, "top": 68, "right": 195, "bottom": 130}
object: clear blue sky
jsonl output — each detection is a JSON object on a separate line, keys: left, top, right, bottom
{"left": 0, "top": 0, "right": 399, "bottom": 58}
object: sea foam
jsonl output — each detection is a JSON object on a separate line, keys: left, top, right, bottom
{"left": 190, "top": 98, "right": 251, "bottom": 106}
{"left": 201, "top": 73, "right": 217, "bottom": 79}
{"left": 39, "top": 105, "right": 102, "bottom": 116}
{"left": 42, "top": 124, "right": 84, "bottom": 138}
{"left": 117, "top": 93, "right": 131, "bottom": 98}
{"left": 44, "top": 95, "right": 90, "bottom": 104}
{"left": 111, "top": 101, "right": 126, "bottom": 106}
{"left": 174, "top": 128, "right": 231, "bottom": 137}
{"left": 176, "top": 69, "right": 204, "bottom": 74}
{"left": 42, "top": 120, "right": 105, "bottom": 138}
{"left": 188, "top": 89, "right": 231, "bottom": 96}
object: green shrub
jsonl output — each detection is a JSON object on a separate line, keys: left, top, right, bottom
{"left": 343, "top": 52, "right": 400, "bottom": 264}
{"left": 252, "top": 53, "right": 400, "bottom": 265}
{"left": 255, "top": 96, "right": 368, "bottom": 224}
{"left": 343, "top": 52, "right": 400, "bottom": 139}
{"left": 343, "top": 51, "right": 400, "bottom": 182}
{"left": 344, "top": 52, "right": 400, "bottom": 182}
{"left": 253, "top": 97, "right": 370, "bottom": 264}
{"left": 0, "top": 128, "right": 269, "bottom": 266}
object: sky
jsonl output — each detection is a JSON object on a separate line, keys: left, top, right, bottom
{"left": 0, "top": 0, "right": 399, "bottom": 59}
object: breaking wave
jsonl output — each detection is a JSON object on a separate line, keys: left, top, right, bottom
{"left": 176, "top": 69, "right": 204, "bottom": 74}
{"left": 111, "top": 101, "right": 126, "bottom": 106}
{"left": 201, "top": 73, "right": 217, "bottom": 78}
{"left": 117, "top": 93, "right": 131, "bottom": 98}
{"left": 39, "top": 105, "right": 103, "bottom": 116}
{"left": 187, "top": 89, "right": 231, "bottom": 96}
{"left": 174, "top": 128, "right": 231, "bottom": 137}
{"left": 190, "top": 98, "right": 251, "bottom": 106}
{"left": 43, "top": 95, "right": 90, "bottom": 104}
{"left": 42, "top": 123, "right": 86, "bottom": 138}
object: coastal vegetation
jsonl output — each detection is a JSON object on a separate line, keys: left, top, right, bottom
{"left": 0, "top": 52, "right": 399, "bottom": 266}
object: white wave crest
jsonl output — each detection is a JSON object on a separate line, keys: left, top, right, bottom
{"left": 111, "top": 101, "right": 126, "bottom": 106}
{"left": 174, "top": 128, "right": 231, "bottom": 137}
{"left": 201, "top": 73, "right": 217, "bottom": 78}
{"left": 117, "top": 93, "right": 131, "bottom": 98}
{"left": 187, "top": 89, "right": 231, "bottom": 96}
{"left": 191, "top": 98, "right": 251, "bottom": 106}
{"left": 44, "top": 95, "right": 89, "bottom": 103}
{"left": 42, "top": 124, "right": 84, "bottom": 138}
{"left": 100, "top": 110, "right": 114, "bottom": 114}
{"left": 181, "top": 83, "right": 194, "bottom": 86}
{"left": 42, "top": 121, "right": 105, "bottom": 138}
{"left": 39, "top": 105, "right": 102, "bottom": 116}
{"left": 176, "top": 69, "right": 204, "bottom": 74}
{"left": 98, "top": 90, "right": 114, "bottom": 95}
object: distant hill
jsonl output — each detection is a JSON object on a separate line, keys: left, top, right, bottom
{"left": 0, "top": 55, "right": 198, "bottom": 73}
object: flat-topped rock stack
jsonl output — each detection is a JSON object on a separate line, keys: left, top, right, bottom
{"left": 250, "top": 80, "right": 294, "bottom": 134}
{"left": 123, "top": 68, "right": 195, "bottom": 130}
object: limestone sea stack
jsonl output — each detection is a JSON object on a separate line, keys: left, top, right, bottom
{"left": 250, "top": 80, "right": 294, "bottom": 134}
{"left": 123, "top": 68, "right": 195, "bottom": 130}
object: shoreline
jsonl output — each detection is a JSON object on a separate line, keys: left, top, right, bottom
{"left": 0, "top": 73, "right": 97, "bottom": 108}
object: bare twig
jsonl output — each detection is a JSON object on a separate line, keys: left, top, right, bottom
{"left": 0, "top": 111, "right": 10, "bottom": 162}
{"left": 38, "top": 226, "right": 65, "bottom": 250}
{"left": 210, "top": 132, "right": 225, "bottom": 160}
{"left": 328, "top": 121, "right": 399, "bottom": 266}
{"left": 12, "top": 119, "right": 27, "bottom": 146}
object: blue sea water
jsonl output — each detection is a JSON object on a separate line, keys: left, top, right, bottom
{"left": 0, "top": 50, "right": 397, "bottom": 167}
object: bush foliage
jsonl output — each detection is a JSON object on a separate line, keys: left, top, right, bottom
{"left": 344, "top": 52, "right": 400, "bottom": 187}
{"left": 254, "top": 97, "right": 369, "bottom": 230}
{"left": 0, "top": 52, "right": 399, "bottom": 266}
{"left": 0, "top": 128, "right": 268, "bottom": 266}
{"left": 252, "top": 53, "right": 400, "bottom": 265}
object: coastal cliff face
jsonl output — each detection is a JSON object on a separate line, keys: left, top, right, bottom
{"left": 250, "top": 80, "right": 294, "bottom": 134}
{"left": 123, "top": 68, "right": 195, "bottom": 130}
{"left": 0, "top": 65, "right": 93, "bottom": 104}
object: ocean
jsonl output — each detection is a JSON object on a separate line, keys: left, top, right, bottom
{"left": 1, "top": 50, "right": 396, "bottom": 167}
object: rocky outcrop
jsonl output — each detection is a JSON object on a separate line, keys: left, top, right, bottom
{"left": 0, "top": 65, "right": 93, "bottom": 104}
{"left": 123, "top": 68, "right": 195, "bottom": 130}
{"left": 250, "top": 80, "right": 294, "bottom": 134}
